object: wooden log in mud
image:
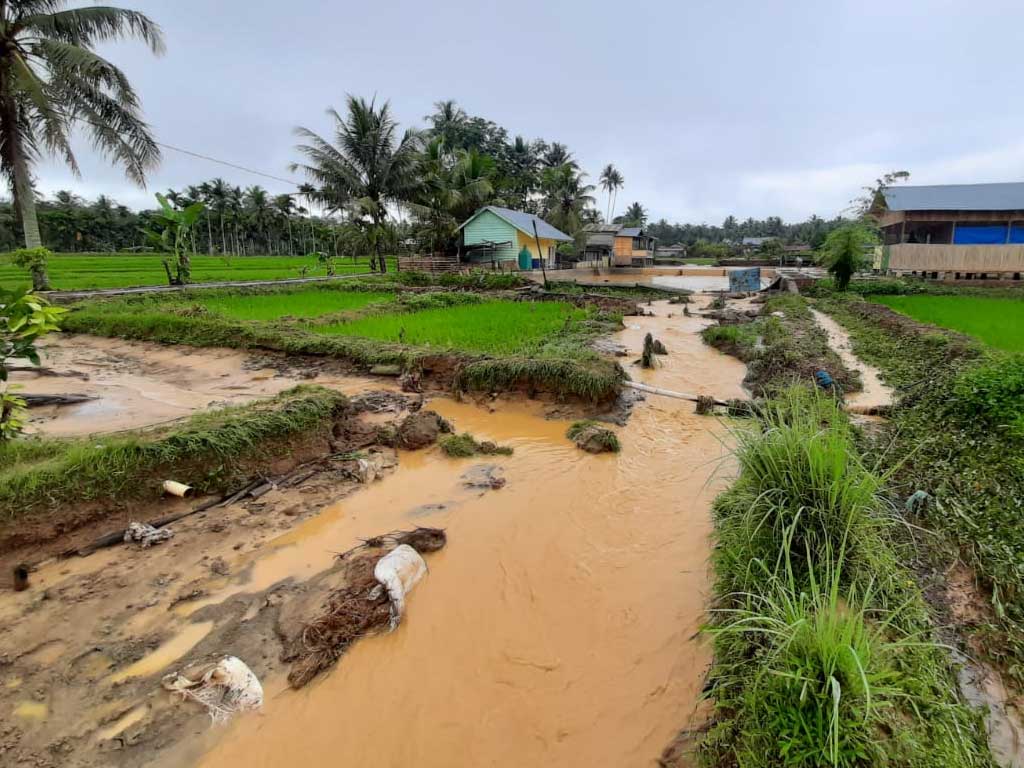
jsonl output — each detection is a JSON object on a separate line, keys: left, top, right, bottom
{"left": 624, "top": 380, "right": 730, "bottom": 406}
{"left": 21, "top": 393, "right": 95, "bottom": 408}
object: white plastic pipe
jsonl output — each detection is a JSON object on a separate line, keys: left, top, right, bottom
{"left": 162, "top": 480, "right": 194, "bottom": 498}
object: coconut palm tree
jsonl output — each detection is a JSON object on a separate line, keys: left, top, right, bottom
{"left": 245, "top": 185, "right": 271, "bottom": 253}
{"left": 599, "top": 164, "right": 624, "bottom": 223}
{"left": 618, "top": 202, "right": 647, "bottom": 227}
{"left": 273, "top": 193, "right": 296, "bottom": 255}
{"left": 291, "top": 96, "right": 422, "bottom": 273}
{"left": 425, "top": 99, "right": 467, "bottom": 149}
{"left": 542, "top": 142, "right": 573, "bottom": 169}
{"left": 0, "top": 2, "right": 164, "bottom": 249}
{"left": 540, "top": 163, "right": 595, "bottom": 239}
{"left": 207, "top": 178, "right": 230, "bottom": 255}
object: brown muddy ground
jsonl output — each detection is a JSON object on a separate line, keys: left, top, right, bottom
{"left": 17, "top": 334, "right": 386, "bottom": 437}
{"left": 0, "top": 299, "right": 747, "bottom": 768}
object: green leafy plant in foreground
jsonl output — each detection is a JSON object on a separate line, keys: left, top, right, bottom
{"left": 0, "top": 287, "right": 66, "bottom": 440}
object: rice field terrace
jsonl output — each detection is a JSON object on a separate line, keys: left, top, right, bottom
{"left": 315, "top": 300, "right": 586, "bottom": 354}
{"left": 0, "top": 252, "right": 391, "bottom": 290}
{"left": 871, "top": 294, "right": 1024, "bottom": 352}
{"left": 61, "top": 279, "right": 629, "bottom": 402}
{"left": 197, "top": 288, "right": 395, "bottom": 321}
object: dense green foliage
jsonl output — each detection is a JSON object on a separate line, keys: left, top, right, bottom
{"left": 647, "top": 213, "right": 850, "bottom": 249}
{"left": 816, "top": 295, "right": 1024, "bottom": 685}
{"left": 872, "top": 295, "right": 1024, "bottom": 352}
{"left": 0, "top": 386, "right": 346, "bottom": 518}
{"left": 0, "top": 252, "right": 390, "bottom": 290}
{"left": 316, "top": 300, "right": 586, "bottom": 354}
{"left": 704, "top": 389, "right": 991, "bottom": 767}
{"left": 438, "top": 432, "right": 513, "bottom": 458}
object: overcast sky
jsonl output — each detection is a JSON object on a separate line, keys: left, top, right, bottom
{"left": 34, "top": 0, "right": 1024, "bottom": 224}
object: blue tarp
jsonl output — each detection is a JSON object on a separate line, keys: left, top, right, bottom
{"left": 1010, "top": 225, "right": 1024, "bottom": 244}
{"left": 729, "top": 267, "right": 761, "bottom": 292}
{"left": 954, "top": 225, "right": 1007, "bottom": 244}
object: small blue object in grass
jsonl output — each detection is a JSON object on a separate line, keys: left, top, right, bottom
{"left": 814, "top": 370, "right": 834, "bottom": 390}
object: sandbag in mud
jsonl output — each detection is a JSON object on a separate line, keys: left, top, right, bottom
{"left": 163, "top": 656, "right": 263, "bottom": 724}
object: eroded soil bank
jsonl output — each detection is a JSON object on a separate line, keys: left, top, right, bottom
{"left": 0, "top": 299, "right": 746, "bottom": 768}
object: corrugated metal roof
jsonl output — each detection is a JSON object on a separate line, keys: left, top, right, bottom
{"left": 619, "top": 227, "right": 642, "bottom": 237}
{"left": 882, "top": 182, "right": 1024, "bottom": 212}
{"left": 459, "top": 206, "right": 572, "bottom": 241}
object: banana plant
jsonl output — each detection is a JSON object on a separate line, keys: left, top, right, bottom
{"left": 142, "top": 193, "right": 205, "bottom": 285}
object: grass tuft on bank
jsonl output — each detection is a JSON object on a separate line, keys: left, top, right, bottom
{"left": 0, "top": 385, "right": 347, "bottom": 519}
{"left": 702, "top": 388, "right": 992, "bottom": 767}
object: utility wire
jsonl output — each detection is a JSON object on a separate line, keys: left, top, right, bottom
{"left": 153, "top": 140, "right": 299, "bottom": 187}
{"left": 55, "top": 107, "right": 304, "bottom": 190}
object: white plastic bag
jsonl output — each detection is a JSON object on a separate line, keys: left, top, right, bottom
{"left": 373, "top": 544, "right": 427, "bottom": 630}
{"left": 163, "top": 656, "right": 263, "bottom": 724}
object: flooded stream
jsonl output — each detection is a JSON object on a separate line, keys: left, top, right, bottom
{"left": 191, "top": 300, "right": 746, "bottom": 768}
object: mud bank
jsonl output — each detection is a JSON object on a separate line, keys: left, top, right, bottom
{"left": 0, "top": 299, "right": 747, "bottom": 768}
{"left": 17, "top": 334, "right": 386, "bottom": 436}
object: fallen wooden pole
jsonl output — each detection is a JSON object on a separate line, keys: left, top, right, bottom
{"left": 624, "top": 380, "right": 730, "bottom": 406}
{"left": 22, "top": 393, "right": 96, "bottom": 408}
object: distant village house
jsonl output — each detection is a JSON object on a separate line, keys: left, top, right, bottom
{"left": 583, "top": 223, "right": 657, "bottom": 266}
{"left": 459, "top": 206, "right": 572, "bottom": 270}
{"left": 874, "top": 182, "right": 1024, "bottom": 280}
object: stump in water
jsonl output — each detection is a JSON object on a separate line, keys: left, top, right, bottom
{"left": 683, "top": 305, "right": 691, "bottom": 317}
{"left": 695, "top": 395, "right": 716, "bottom": 415}
{"left": 651, "top": 339, "right": 668, "bottom": 355}
{"left": 641, "top": 333, "right": 657, "bottom": 368}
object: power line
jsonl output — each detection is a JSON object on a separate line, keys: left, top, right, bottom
{"left": 56, "top": 107, "right": 303, "bottom": 190}
{"left": 153, "top": 140, "right": 299, "bottom": 188}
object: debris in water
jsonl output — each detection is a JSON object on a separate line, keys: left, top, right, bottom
{"left": 124, "top": 522, "right": 174, "bottom": 549}
{"left": 163, "top": 656, "right": 263, "bottom": 724}
{"left": 641, "top": 333, "right": 658, "bottom": 368}
{"left": 695, "top": 395, "right": 716, "bottom": 415}
{"left": 566, "top": 421, "right": 621, "bottom": 454}
{"left": 460, "top": 464, "right": 507, "bottom": 489}
{"left": 395, "top": 410, "right": 453, "bottom": 450}
{"left": 284, "top": 528, "right": 447, "bottom": 688}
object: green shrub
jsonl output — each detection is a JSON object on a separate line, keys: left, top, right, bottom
{"left": 438, "top": 432, "right": 513, "bottom": 457}
{"left": 952, "top": 354, "right": 1024, "bottom": 436}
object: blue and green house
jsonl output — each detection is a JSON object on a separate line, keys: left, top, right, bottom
{"left": 459, "top": 206, "right": 572, "bottom": 270}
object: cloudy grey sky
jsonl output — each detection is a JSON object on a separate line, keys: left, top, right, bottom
{"left": 35, "top": 0, "right": 1024, "bottom": 224}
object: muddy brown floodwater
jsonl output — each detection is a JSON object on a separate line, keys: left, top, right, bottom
{"left": 188, "top": 299, "right": 746, "bottom": 768}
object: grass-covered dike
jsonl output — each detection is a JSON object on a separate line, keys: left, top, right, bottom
{"left": 699, "top": 389, "right": 992, "bottom": 767}
{"left": 0, "top": 385, "right": 347, "bottom": 522}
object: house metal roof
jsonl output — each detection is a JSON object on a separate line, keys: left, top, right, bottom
{"left": 459, "top": 206, "right": 572, "bottom": 241}
{"left": 882, "top": 182, "right": 1024, "bottom": 212}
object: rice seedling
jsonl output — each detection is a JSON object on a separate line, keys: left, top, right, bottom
{"left": 315, "top": 300, "right": 587, "bottom": 354}
{"left": 195, "top": 289, "right": 394, "bottom": 321}
{"left": 871, "top": 295, "right": 1024, "bottom": 352}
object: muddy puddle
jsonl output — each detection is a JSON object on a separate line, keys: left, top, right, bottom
{"left": 0, "top": 299, "right": 748, "bottom": 767}
{"left": 16, "top": 334, "right": 383, "bottom": 436}
{"left": 810, "top": 308, "right": 893, "bottom": 410}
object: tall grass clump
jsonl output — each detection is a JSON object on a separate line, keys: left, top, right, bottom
{"left": 702, "top": 387, "right": 992, "bottom": 767}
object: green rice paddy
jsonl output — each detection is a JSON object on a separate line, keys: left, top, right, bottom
{"left": 315, "top": 300, "right": 585, "bottom": 353}
{"left": 871, "top": 294, "right": 1024, "bottom": 352}
{"left": 196, "top": 289, "right": 394, "bottom": 321}
{"left": 0, "top": 253, "right": 390, "bottom": 290}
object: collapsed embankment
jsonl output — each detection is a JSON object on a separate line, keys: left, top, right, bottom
{"left": 815, "top": 294, "right": 1024, "bottom": 697}
{"left": 693, "top": 388, "right": 993, "bottom": 767}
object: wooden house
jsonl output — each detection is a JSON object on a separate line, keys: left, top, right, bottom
{"left": 459, "top": 206, "right": 572, "bottom": 269}
{"left": 874, "top": 182, "right": 1024, "bottom": 279}
{"left": 583, "top": 223, "right": 657, "bottom": 266}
